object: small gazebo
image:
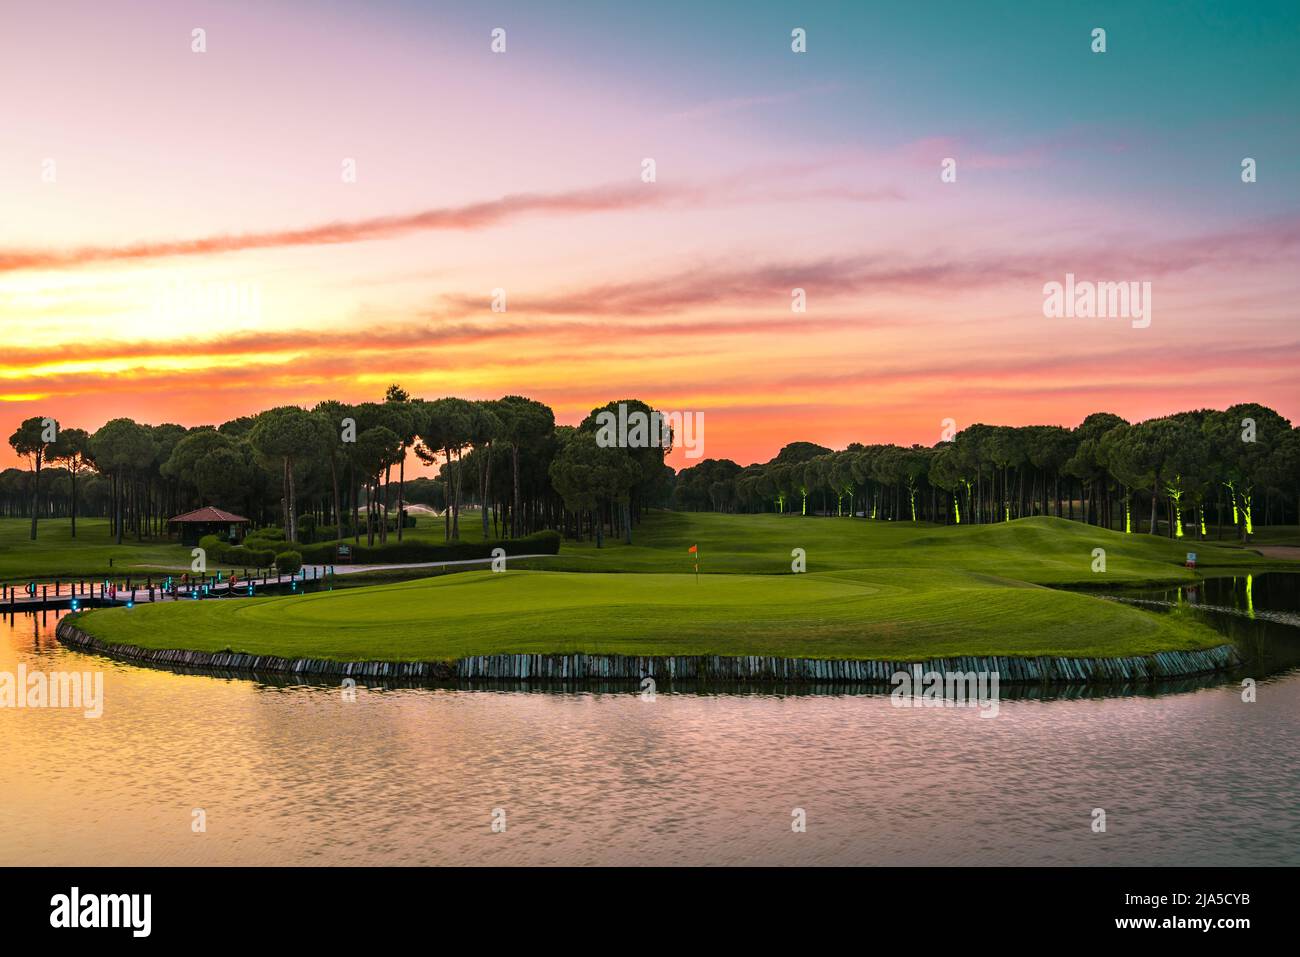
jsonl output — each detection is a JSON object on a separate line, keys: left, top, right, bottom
{"left": 168, "top": 507, "right": 251, "bottom": 546}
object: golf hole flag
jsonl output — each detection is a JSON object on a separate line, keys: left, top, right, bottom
{"left": 689, "top": 544, "right": 699, "bottom": 581}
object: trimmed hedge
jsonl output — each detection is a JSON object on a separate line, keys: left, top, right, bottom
{"left": 194, "top": 534, "right": 276, "bottom": 569}
{"left": 297, "top": 529, "right": 561, "bottom": 565}
{"left": 222, "top": 545, "right": 277, "bottom": 567}
{"left": 275, "top": 550, "right": 304, "bottom": 575}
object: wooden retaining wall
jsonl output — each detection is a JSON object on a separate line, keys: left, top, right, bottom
{"left": 55, "top": 620, "right": 1240, "bottom": 685}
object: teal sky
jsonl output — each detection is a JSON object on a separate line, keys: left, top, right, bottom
{"left": 376, "top": 0, "right": 1299, "bottom": 216}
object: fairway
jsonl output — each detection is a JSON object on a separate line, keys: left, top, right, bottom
{"left": 71, "top": 569, "right": 1225, "bottom": 661}
{"left": 0, "top": 513, "right": 524, "bottom": 582}
{"left": 0, "top": 519, "right": 202, "bottom": 580}
{"left": 516, "top": 511, "right": 1281, "bottom": 584}
{"left": 4, "top": 511, "right": 1284, "bottom": 583}
{"left": 65, "top": 510, "right": 1249, "bottom": 662}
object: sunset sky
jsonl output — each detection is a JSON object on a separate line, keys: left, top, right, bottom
{"left": 2, "top": 0, "right": 1297, "bottom": 472}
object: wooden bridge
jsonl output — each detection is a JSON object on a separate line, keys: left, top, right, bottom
{"left": 2, "top": 566, "right": 331, "bottom": 612}
{"left": 2, "top": 553, "right": 554, "bottom": 612}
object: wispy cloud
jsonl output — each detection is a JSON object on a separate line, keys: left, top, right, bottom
{"left": 0, "top": 183, "right": 676, "bottom": 274}
{"left": 0, "top": 315, "right": 863, "bottom": 375}
{"left": 0, "top": 170, "right": 907, "bottom": 276}
{"left": 429, "top": 216, "right": 1300, "bottom": 318}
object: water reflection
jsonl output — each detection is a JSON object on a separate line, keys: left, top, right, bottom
{"left": 1106, "top": 572, "right": 1300, "bottom": 677}
{"left": 2, "top": 586, "right": 1298, "bottom": 866}
{"left": 88, "top": 668, "right": 1253, "bottom": 701}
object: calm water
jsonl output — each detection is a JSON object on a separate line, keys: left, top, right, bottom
{"left": 1, "top": 574, "right": 1298, "bottom": 866}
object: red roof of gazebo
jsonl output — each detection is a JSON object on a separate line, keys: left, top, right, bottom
{"left": 168, "top": 507, "right": 250, "bottom": 524}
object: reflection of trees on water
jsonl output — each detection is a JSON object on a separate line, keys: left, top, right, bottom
{"left": 1110, "top": 573, "right": 1300, "bottom": 677}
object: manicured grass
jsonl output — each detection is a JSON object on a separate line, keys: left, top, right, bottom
{"left": 8, "top": 511, "right": 1282, "bottom": 584}
{"left": 30, "top": 509, "right": 1297, "bottom": 661}
{"left": 69, "top": 565, "right": 1226, "bottom": 662}
{"left": 1218, "top": 525, "right": 1300, "bottom": 547}
{"left": 514, "top": 512, "right": 1282, "bottom": 585}
{"left": 63, "top": 510, "right": 1271, "bottom": 662}
{"left": 0, "top": 518, "right": 200, "bottom": 581}
{"left": 0, "top": 513, "right": 475, "bottom": 582}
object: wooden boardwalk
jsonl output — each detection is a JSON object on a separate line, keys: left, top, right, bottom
{"left": 2, "top": 569, "right": 323, "bottom": 611}
{"left": 2, "top": 553, "right": 555, "bottom": 612}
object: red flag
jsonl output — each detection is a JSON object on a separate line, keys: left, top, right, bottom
{"left": 688, "top": 544, "right": 698, "bottom": 553}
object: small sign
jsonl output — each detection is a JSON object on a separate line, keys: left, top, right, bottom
{"left": 337, "top": 544, "right": 352, "bottom": 560}
{"left": 1186, "top": 552, "right": 1197, "bottom": 568}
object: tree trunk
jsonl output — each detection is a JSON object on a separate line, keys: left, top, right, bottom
{"left": 481, "top": 442, "right": 493, "bottom": 540}
{"left": 28, "top": 451, "right": 41, "bottom": 541}
{"left": 511, "top": 444, "right": 521, "bottom": 538}
{"left": 381, "top": 465, "right": 391, "bottom": 545}
{"left": 452, "top": 449, "right": 463, "bottom": 539}
{"left": 367, "top": 479, "right": 377, "bottom": 547}
{"left": 280, "top": 457, "right": 289, "bottom": 540}
{"left": 288, "top": 456, "right": 298, "bottom": 543}
{"left": 351, "top": 460, "right": 360, "bottom": 544}
{"left": 443, "top": 444, "right": 456, "bottom": 540}
{"left": 396, "top": 451, "right": 406, "bottom": 542}
{"left": 328, "top": 452, "right": 342, "bottom": 541}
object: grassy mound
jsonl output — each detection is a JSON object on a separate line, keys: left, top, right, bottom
{"left": 515, "top": 512, "right": 1266, "bottom": 584}
{"left": 41, "top": 510, "right": 1281, "bottom": 661}
{"left": 70, "top": 564, "right": 1225, "bottom": 662}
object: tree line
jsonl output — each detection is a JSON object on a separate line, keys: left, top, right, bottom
{"left": 7, "top": 399, "right": 1297, "bottom": 545}
{"left": 671, "top": 404, "right": 1299, "bottom": 541}
{"left": 5, "top": 389, "right": 674, "bottom": 548}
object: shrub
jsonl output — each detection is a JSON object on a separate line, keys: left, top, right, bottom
{"left": 221, "top": 545, "right": 276, "bottom": 568}
{"left": 297, "top": 542, "right": 337, "bottom": 564}
{"left": 524, "top": 529, "right": 562, "bottom": 555}
{"left": 274, "top": 550, "right": 304, "bottom": 575}
{"left": 247, "top": 527, "right": 286, "bottom": 543}
{"left": 295, "top": 530, "right": 561, "bottom": 566}
{"left": 301, "top": 522, "right": 336, "bottom": 544}
{"left": 197, "top": 534, "right": 223, "bottom": 554}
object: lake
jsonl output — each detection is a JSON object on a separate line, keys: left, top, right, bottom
{"left": 2, "top": 573, "right": 1297, "bottom": 865}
